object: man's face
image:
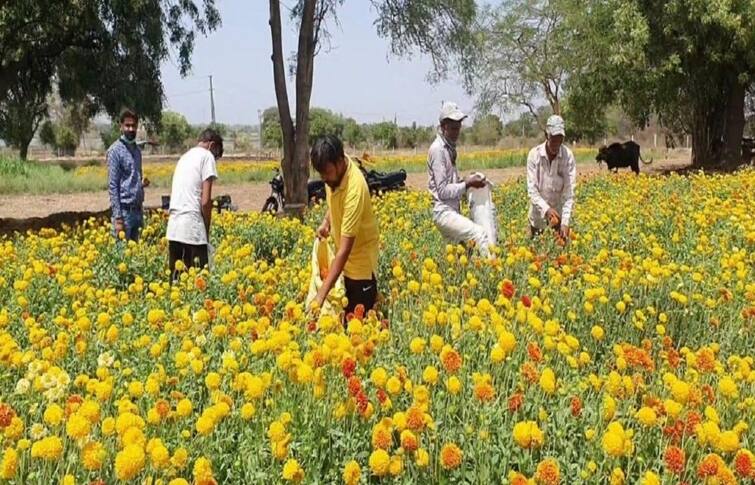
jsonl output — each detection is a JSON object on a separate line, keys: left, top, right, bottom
{"left": 208, "top": 141, "right": 224, "bottom": 160}
{"left": 121, "top": 117, "right": 138, "bottom": 139}
{"left": 441, "top": 120, "right": 462, "bottom": 143}
{"left": 317, "top": 157, "right": 347, "bottom": 190}
{"left": 546, "top": 134, "right": 564, "bottom": 153}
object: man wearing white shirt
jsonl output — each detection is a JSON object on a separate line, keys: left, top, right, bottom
{"left": 526, "top": 115, "right": 576, "bottom": 239}
{"left": 427, "top": 101, "right": 491, "bottom": 255}
{"left": 166, "top": 128, "right": 223, "bottom": 280}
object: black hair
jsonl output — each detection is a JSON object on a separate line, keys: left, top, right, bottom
{"left": 310, "top": 135, "right": 345, "bottom": 172}
{"left": 198, "top": 128, "right": 223, "bottom": 145}
{"left": 119, "top": 108, "right": 138, "bottom": 124}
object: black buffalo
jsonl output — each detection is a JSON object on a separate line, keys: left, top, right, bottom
{"left": 596, "top": 141, "right": 652, "bottom": 174}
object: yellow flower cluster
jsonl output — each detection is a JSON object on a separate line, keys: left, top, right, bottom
{"left": 0, "top": 170, "right": 752, "bottom": 483}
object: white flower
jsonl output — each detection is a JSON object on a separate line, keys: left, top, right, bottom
{"left": 15, "top": 378, "right": 30, "bottom": 394}
{"left": 30, "top": 423, "right": 48, "bottom": 440}
{"left": 97, "top": 352, "right": 114, "bottom": 368}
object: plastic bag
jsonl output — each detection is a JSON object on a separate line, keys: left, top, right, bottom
{"left": 468, "top": 180, "right": 498, "bottom": 247}
{"left": 207, "top": 243, "right": 215, "bottom": 270}
{"left": 305, "top": 238, "right": 343, "bottom": 317}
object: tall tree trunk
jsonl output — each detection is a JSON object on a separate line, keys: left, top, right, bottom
{"left": 289, "top": 0, "right": 317, "bottom": 216}
{"left": 690, "top": 101, "right": 725, "bottom": 169}
{"left": 722, "top": 81, "right": 745, "bottom": 168}
{"left": 269, "top": 0, "right": 296, "bottom": 213}
{"left": 19, "top": 139, "right": 30, "bottom": 160}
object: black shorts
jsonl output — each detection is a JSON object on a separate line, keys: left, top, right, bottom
{"left": 344, "top": 274, "right": 378, "bottom": 317}
{"left": 169, "top": 241, "right": 208, "bottom": 280}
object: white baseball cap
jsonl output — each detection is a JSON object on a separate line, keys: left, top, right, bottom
{"left": 546, "top": 115, "right": 565, "bottom": 136}
{"left": 439, "top": 101, "right": 467, "bottom": 123}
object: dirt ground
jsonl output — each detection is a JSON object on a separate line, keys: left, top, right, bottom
{"left": 0, "top": 157, "right": 690, "bottom": 220}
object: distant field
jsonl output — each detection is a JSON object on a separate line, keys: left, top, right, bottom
{"left": 0, "top": 147, "right": 668, "bottom": 195}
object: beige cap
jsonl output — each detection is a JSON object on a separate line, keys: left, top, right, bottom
{"left": 439, "top": 101, "right": 467, "bottom": 123}
{"left": 546, "top": 115, "right": 565, "bottom": 136}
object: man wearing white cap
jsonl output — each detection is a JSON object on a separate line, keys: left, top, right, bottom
{"left": 427, "top": 101, "right": 493, "bottom": 255}
{"left": 526, "top": 114, "right": 576, "bottom": 239}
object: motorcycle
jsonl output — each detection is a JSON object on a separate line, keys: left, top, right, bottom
{"left": 354, "top": 157, "right": 407, "bottom": 195}
{"left": 261, "top": 168, "right": 326, "bottom": 214}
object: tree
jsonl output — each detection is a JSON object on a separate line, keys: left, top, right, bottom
{"left": 471, "top": 0, "right": 573, "bottom": 131}
{"left": 309, "top": 108, "right": 346, "bottom": 140}
{"left": 0, "top": 0, "right": 220, "bottom": 159}
{"left": 567, "top": 0, "right": 755, "bottom": 168}
{"left": 342, "top": 119, "right": 365, "bottom": 148}
{"left": 369, "top": 122, "right": 399, "bottom": 149}
{"left": 159, "top": 112, "right": 194, "bottom": 153}
{"left": 261, "top": 107, "right": 284, "bottom": 149}
{"left": 469, "top": 114, "right": 503, "bottom": 146}
{"left": 0, "top": 71, "right": 49, "bottom": 160}
{"left": 268, "top": 0, "right": 477, "bottom": 214}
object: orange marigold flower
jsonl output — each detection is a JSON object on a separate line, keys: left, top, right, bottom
{"left": 521, "top": 362, "right": 539, "bottom": 384}
{"left": 0, "top": 404, "right": 15, "bottom": 428}
{"left": 697, "top": 453, "right": 723, "bottom": 478}
{"left": 440, "top": 348, "right": 462, "bottom": 373}
{"left": 406, "top": 406, "right": 425, "bottom": 432}
{"left": 341, "top": 358, "right": 356, "bottom": 379}
{"left": 535, "top": 458, "right": 560, "bottom": 485}
{"left": 371, "top": 425, "right": 392, "bottom": 450}
{"left": 527, "top": 342, "right": 542, "bottom": 362}
{"left": 155, "top": 400, "right": 170, "bottom": 419}
{"left": 508, "top": 393, "right": 524, "bottom": 413}
{"left": 734, "top": 449, "right": 754, "bottom": 478}
{"left": 570, "top": 397, "right": 582, "bottom": 418}
{"left": 695, "top": 347, "right": 716, "bottom": 373}
{"left": 474, "top": 382, "right": 495, "bottom": 403}
{"left": 440, "top": 443, "right": 462, "bottom": 470}
{"left": 664, "top": 446, "right": 685, "bottom": 475}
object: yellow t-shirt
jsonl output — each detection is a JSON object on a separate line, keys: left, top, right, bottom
{"left": 325, "top": 157, "right": 379, "bottom": 280}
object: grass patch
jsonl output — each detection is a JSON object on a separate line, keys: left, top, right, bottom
{"left": 0, "top": 158, "right": 105, "bottom": 195}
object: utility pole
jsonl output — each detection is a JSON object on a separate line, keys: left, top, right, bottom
{"left": 208, "top": 75, "right": 216, "bottom": 125}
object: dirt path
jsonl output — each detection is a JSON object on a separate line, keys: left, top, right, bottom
{"left": 0, "top": 158, "right": 690, "bottom": 220}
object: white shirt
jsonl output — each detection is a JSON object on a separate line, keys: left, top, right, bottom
{"left": 427, "top": 135, "right": 466, "bottom": 216}
{"left": 526, "top": 142, "right": 576, "bottom": 228}
{"left": 166, "top": 146, "right": 218, "bottom": 245}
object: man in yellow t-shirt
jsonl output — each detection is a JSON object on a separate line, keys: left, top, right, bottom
{"left": 311, "top": 135, "right": 379, "bottom": 317}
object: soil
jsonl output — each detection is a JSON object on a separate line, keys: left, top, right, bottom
{"left": 0, "top": 157, "right": 691, "bottom": 235}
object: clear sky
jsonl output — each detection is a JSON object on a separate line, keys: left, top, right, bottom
{"left": 160, "top": 2, "right": 475, "bottom": 127}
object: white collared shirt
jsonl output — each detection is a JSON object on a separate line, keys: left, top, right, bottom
{"left": 526, "top": 142, "right": 576, "bottom": 228}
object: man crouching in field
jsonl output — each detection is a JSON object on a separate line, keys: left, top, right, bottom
{"left": 427, "top": 101, "right": 492, "bottom": 255}
{"left": 166, "top": 129, "right": 223, "bottom": 280}
{"left": 311, "top": 135, "right": 380, "bottom": 318}
{"left": 526, "top": 115, "right": 576, "bottom": 240}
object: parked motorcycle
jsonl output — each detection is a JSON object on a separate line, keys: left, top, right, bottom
{"left": 261, "top": 168, "right": 326, "bottom": 214}
{"left": 354, "top": 157, "right": 407, "bottom": 195}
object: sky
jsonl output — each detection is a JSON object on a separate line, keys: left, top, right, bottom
{"left": 160, "top": 2, "right": 475, "bottom": 127}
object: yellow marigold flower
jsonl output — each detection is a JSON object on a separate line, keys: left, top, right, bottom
{"left": 176, "top": 399, "right": 193, "bottom": 418}
{"left": 281, "top": 458, "right": 304, "bottom": 482}
{"left": 718, "top": 376, "right": 738, "bottom": 399}
{"left": 409, "top": 337, "right": 426, "bottom": 354}
{"left": 43, "top": 404, "right": 64, "bottom": 427}
{"left": 81, "top": 441, "right": 106, "bottom": 471}
{"left": 30, "top": 436, "right": 63, "bottom": 461}
{"left": 610, "top": 467, "right": 625, "bottom": 485}
{"left": 193, "top": 456, "right": 216, "bottom": 485}
{"left": 422, "top": 366, "right": 439, "bottom": 385}
{"left": 602, "top": 421, "right": 633, "bottom": 457}
{"left": 150, "top": 442, "right": 171, "bottom": 469}
{"left": 66, "top": 413, "right": 91, "bottom": 440}
{"left": 196, "top": 415, "right": 215, "bottom": 435}
{"left": 78, "top": 400, "right": 100, "bottom": 424}
{"left": 171, "top": 447, "right": 189, "bottom": 470}
{"left": 168, "top": 480, "right": 190, "bottom": 485}
{"left": 635, "top": 407, "right": 657, "bottom": 427}
{"left": 386, "top": 376, "right": 402, "bottom": 396}
{"left": 240, "top": 403, "right": 256, "bottom": 420}
{"left": 342, "top": 460, "right": 361, "bottom": 485}
{"left": 671, "top": 380, "right": 690, "bottom": 404}
{"left": 716, "top": 430, "right": 740, "bottom": 453}
{"left": 440, "top": 442, "right": 463, "bottom": 470}
{"left": 114, "top": 444, "right": 145, "bottom": 480}
{"left": 603, "top": 395, "right": 617, "bottom": 421}
{"left": 513, "top": 421, "right": 544, "bottom": 449}
{"left": 61, "top": 474, "right": 75, "bottom": 485}
{"left": 591, "top": 326, "right": 604, "bottom": 340}
{"left": 416, "top": 448, "right": 430, "bottom": 468}
{"left": 539, "top": 367, "right": 557, "bottom": 394}
{"left": 0, "top": 447, "right": 18, "bottom": 479}
{"left": 368, "top": 449, "right": 390, "bottom": 476}
{"left": 445, "top": 376, "right": 462, "bottom": 395}
{"left": 640, "top": 470, "right": 660, "bottom": 485}
{"left": 663, "top": 399, "right": 683, "bottom": 419}
{"left": 205, "top": 372, "right": 221, "bottom": 390}
{"left": 389, "top": 454, "right": 403, "bottom": 476}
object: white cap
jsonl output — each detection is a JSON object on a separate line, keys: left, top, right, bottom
{"left": 546, "top": 115, "right": 565, "bottom": 136}
{"left": 439, "top": 101, "right": 467, "bottom": 123}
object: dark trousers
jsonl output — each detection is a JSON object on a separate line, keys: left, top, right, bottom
{"left": 343, "top": 274, "right": 378, "bottom": 317}
{"left": 169, "top": 241, "right": 208, "bottom": 280}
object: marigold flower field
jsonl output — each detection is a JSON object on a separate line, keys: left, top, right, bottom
{"left": 0, "top": 170, "right": 753, "bottom": 484}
